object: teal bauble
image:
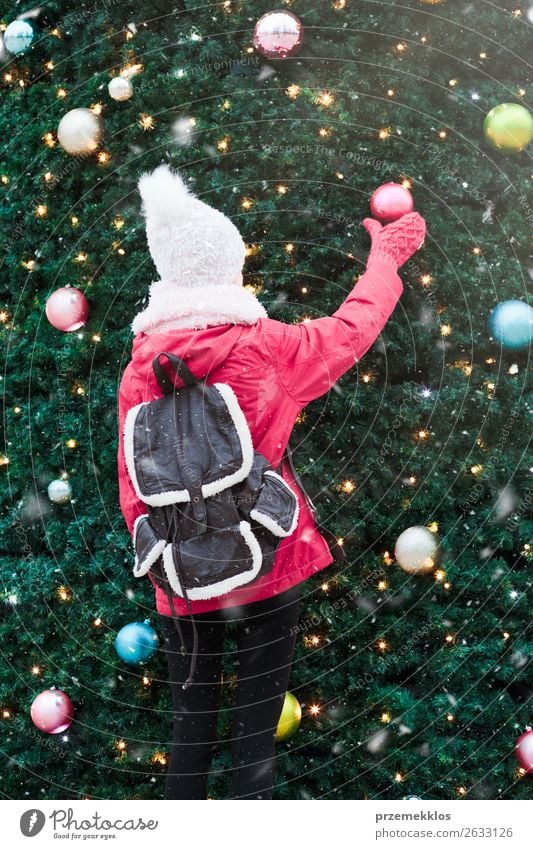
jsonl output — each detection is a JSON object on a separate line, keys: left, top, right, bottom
{"left": 489, "top": 300, "right": 533, "bottom": 350}
{"left": 4, "top": 20, "right": 34, "bottom": 55}
{"left": 115, "top": 620, "right": 159, "bottom": 665}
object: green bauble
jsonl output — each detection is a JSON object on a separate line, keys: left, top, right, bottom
{"left": 483, "top": 103, "right": 533, "bottom": 152}
{"left": 275, "top": 691, "right": 302, "bottom": 742}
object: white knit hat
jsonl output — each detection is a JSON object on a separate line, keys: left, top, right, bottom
{"left": 131, "top": 164, "right": 268, "bottom": 335}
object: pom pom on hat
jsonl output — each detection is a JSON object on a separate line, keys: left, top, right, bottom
{"left": 138, "top": 164, "right": 194, "bottom": 224}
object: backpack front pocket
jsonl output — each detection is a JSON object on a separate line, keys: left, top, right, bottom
{"left": 161, "top": 520, "right": 263, "bottom": 600}
{"left": 250, "top": 470, "right": 299, "bottom": 537}
{"left": 133, "top": 515, "right": 166, "bottom": 577}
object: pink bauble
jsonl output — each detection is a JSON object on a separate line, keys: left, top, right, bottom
{"left": 45, "top": 287, "right": 89, "bottom": 332}
{"left": 253, "top": 11, "right": 304, "bottom": 60}
{"left": 369, "top": 183, "right": 415, "bottom": 224}
{"left": 515, "top": 729, "right": 533, "bottom": 774}
{"left": 30, "top": 688, "right": 74, "bottom": 734}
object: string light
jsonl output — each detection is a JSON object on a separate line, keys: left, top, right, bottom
{"left": 32, "top": 665, "right": 42, "bottom": 675}
{"left": 92, "top": 334, "right": 101, "bottom": 343}
{"left": 301, "top": 286, "right": 308, "bottom": 293}
{"left": 90, "top": 103, "right": 103, "bottom": 115}
{"left": 0, "top": 455, "right": 9, "bottom": 467}
{"left": 340, "top": 479, "right": 355, "bottom": 493}
{"left": 383, "top": 551, "right": 394, "bottom": 566}
{"left": 449, "top": 78, "right": 458, "bottom": 87}
{"left": 0, "top": 310, "right": 8, "bottom": 323}
{"left": 139, "top": 113, "right": 155, "bottom": 131}
{"left": 14, "top": 406, "right": 21, "bottom": 414}
{"left": 277, "top": 184, "right": 288, "bottom": 195}
{"left": 43, "top": 132, "right": 56, "bottom": 147}
{"left": 304, "top": 634, "right": 321, "bottom": 648}
{"left": 333, "top": 0, "right": 346, "bottom": 8}
{"left": 447, "top": 713, "right": 455, "bottom": 722}
{"left": 286, "top": 84, "right": 301, "bottom": 99}
{"left": 522, "top": 543, "right": 531, "bottom": 558}
{"left": 337, "top": 537, "right": 344, "bottom": 547}
{"left": 434, "top": 569, "right": 446, "bottom": 582}
{"left": 456, "top": 785, "right": 467, "bottom": 796}
{"left": 378, "top": 128, "right": 390, "bottom": 140}
{"left": 221, "top": 99, "right": 231, "bottom": 110}
{"left": 66, "top": 438, "right": 78, "bottom": 448}
{"left": 22, "top": 259, "right": 36, "bottom": 271}
{"left": 417, "top": 429, "right": 430, "bottom": 440}
{"left": 321, "top": 582, "right": 329, "bottom": 592}
{"left": 440, "top": 324, "right": 452, "bottom": 336}
{"left": 408, "top": 475, "right": 417, "bottom": 485}
{"left": 142, "top": 675, "right": 151, "bottom": 686}
{"left": 439, "top": 130, "right": 447, "bottom": 139}
{"left": 2, "top": 709, "right": 12, "bottom": 719}
{"left": 57, "top": 586, "right": 72, "bottom": 602}
{"left": 420, "top": 274, "right": 432, "bottom": 286}
{"left": 479, "top": 52, "right": 487, "bottom": 59}
{"left": 445, "top": 633, "right": 455, "bottom": 644}
{"left": 309, "top": 704, "right": 321, "bottom": 716}
{"left": 316, "top": 91, "right": 334, "bottom": 107}
{"left": 241, "top": 197, "right": 253, "bottom": 210}
{"left": 50, "top": 28, "right": 62, "bottom": 38}
{"left": 151, "top": 751, "right": 167, "bottom": 765}
{"left": 1, "top": 174, "right": 9, "bottom": 185}
{"left": 396, "top": 42, "right": 407, "bottom": 52}
{"left": 378, "top": 580, "right": 388, "bottom": 591}
{"left": 285, "top": 243, "right": 294, "bottom": 253}
{"left": 443, "top": 582, "right": 451, "bottom": 590}
{"left": 93, "top": 617, "right": 102, "bottom": 627}
{"left": 97, "top": 151, "right": 111, "bottom": 164}
{"left": 361, "top": 372, "right": 375, "bottom": 383}
{"left": 115, "top": 740, "right": 127, "bottom": 752}
{"left": 394, "top": 772, "right": 404, "bottom": 783}
{"left": 74, "top": 252, "right": 87, "bottom": 263}
{"left": 35, "top": 204, "right": 48, "bottom": 218}
{"left": 376, "top": 639, "right": 389, "bottom": 652}
{"left": 502, "top": 631, "right": 510, "bottom": 640}
{"left": 113, "top": 216, "right": 125, "bottom": 230}
{"left": 381, "top": 711, "right": 391, "bottom": 723}
{"left": 470, "top": 464, "right": 483, "bottom": 476}
{"left": 217, "top": 136, "right": 230, "bottom": 152}
{"left": 387, "top": 88, "right": 395, "bottom": 97}
{"left": 56, "top": 87, "right": 67, "bottom": 99}
{"left": 318, "top": 127, "right": 332, "bottom": 137}
{"left": 44, "top": 60, "right": 55, "bottom": 71}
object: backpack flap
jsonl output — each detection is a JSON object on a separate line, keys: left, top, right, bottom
{"left": 161, "top": 521, "right": 262, "bottom": 600}
{"left": 133, "top": 515, "right": 166, "bottom": 578}
{"left": 123, "top": 381, "right": 254, "bottom": 508}
{"left": 250, "top": 470, "right": 299, "bottom": 537}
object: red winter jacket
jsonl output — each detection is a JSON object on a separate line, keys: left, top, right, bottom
{"left": 117, "top": 260, "right": 403, "bottom": 617}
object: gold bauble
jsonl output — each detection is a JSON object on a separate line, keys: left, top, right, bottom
{"left": 275, "top": 691, "right": 302, "bottom": 742}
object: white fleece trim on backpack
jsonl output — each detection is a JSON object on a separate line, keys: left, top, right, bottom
{"left": 132, "top": 514, "right": 166, "bottom": 578}
{"left": 250, "top": 471, "right": 300, "bottom": 537}
{"left": 123, "top": 384, "right": 254, "bottom": 507}
{"left": 161, "top": 521, "right": 263, "bottom": 600}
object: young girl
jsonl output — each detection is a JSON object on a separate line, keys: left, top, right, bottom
{"left": 117, "top": 164, "right": 426, "bottom": 800}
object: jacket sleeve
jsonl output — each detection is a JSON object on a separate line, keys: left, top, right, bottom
{"left": 117, "top": 377, "right": 146, "bottom": 537}
{"left": 263, "top": 260, "right": 403, "bottom": 407}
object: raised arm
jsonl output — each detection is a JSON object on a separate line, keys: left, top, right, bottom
{"left": 263, "top": 212, "right": 426, "bottom": 408}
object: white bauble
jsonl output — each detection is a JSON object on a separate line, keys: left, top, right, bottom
{"left": 47, "top": 479, "right": 72, "bottom": 504}
{"left": 395, "top": 526, "right": 440, "bottom": 574}
{"left": 57, "top": 108, "right": 103, "bottom": 155}
{"left": 108, "top": 76, "right": 133, "bottom": 102}
{"left": 4, "top": 20, "right": 34, "bottom": 55}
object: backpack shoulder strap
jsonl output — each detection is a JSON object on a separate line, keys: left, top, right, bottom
{"left": 152, "top": 352, "right": 199, "bottom": 394}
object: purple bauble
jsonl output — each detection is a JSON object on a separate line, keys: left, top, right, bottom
{"left": 45, "top": 286, "right": 89, "bottom": 332}
{"left": 370, "top": 183, "right": 415, "bottom": 224}
{"left": 30, "top": 688, "right": 74, "bottom": 734}
{"left": 253, "top": 11, "right": 304, "bottom": 60}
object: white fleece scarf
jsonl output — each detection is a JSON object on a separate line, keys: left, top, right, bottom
{"left": 131, "top": 279, "right": 268, "bottom": 335}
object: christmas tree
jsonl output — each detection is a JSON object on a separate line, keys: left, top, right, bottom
{"left": 0, "top": 0, "right": 531, "bottom": 800}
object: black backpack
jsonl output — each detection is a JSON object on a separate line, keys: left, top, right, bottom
{"left": 123, "top": 351, "right": 344, "bottom": 687}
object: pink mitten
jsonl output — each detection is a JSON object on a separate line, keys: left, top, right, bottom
{"left": 363, "top": 212, "right": 426, "bottom": 270}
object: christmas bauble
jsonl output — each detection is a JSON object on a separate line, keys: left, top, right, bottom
{"left": 483, "top": 103, "right": 533, "bottom": 153}
{"left": 108, "top": 76, "right": 133, "bottom": 102}
{"left": 253, "top": 11, "right": 304, "bottom": 60}
{"left": 489, "top": 300, "right": 533, "bottom": 350}
{"left": 115, "top": 620, "right": 159, "bottom": 665}
{"left": 369, "top": 183, "right": 414, "bottom": 224}
{"left": 47, "top": 479, "right": 72, "bottom": 504}
{"left": 275, "top": 691, "right": 302, "bottom": 741}
{"left": 515, "top": 729, "right": 533, "bottom": 773}
{"left": 57, "top": 108, "right": 104, "bottom": 156}
{"left": 45, "top": 287, "right": 89, "bottom": 332}
{"left": 4, "top": 20, "right": 34, "bottom": 55}
{"left": 30, "top": 688, "right": 74, "bottom": 734}
{"left": 395, "top": 526, "right": 440, "bottom": 574}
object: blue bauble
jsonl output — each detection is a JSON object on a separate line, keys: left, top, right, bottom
{"left": 4, "top": 20, "right": 34, "bottom": 55}
{"left": 489, "top": 300, "right": 533, "bottom": 351}
{"left": 115, "top": 620, "right": 159, "bottom": 665}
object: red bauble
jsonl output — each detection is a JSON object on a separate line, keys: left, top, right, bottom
{"left": 515, "top": 729, "right": 533, "bottom": 774}
{"left": 253, "top": 11, "right": 304, "bottom": 60}
{"left": 45, "top": 286, "right": 89, "bottom": 332}
{"left": 30, "top": 688, "right": 74, "bottom": 734}
{"left": 369, "top": 182, "right": 415, "bottom": 224}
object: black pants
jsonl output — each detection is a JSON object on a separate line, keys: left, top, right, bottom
{"left": 159, "top": 583, "right": 301, "bottom": 800}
